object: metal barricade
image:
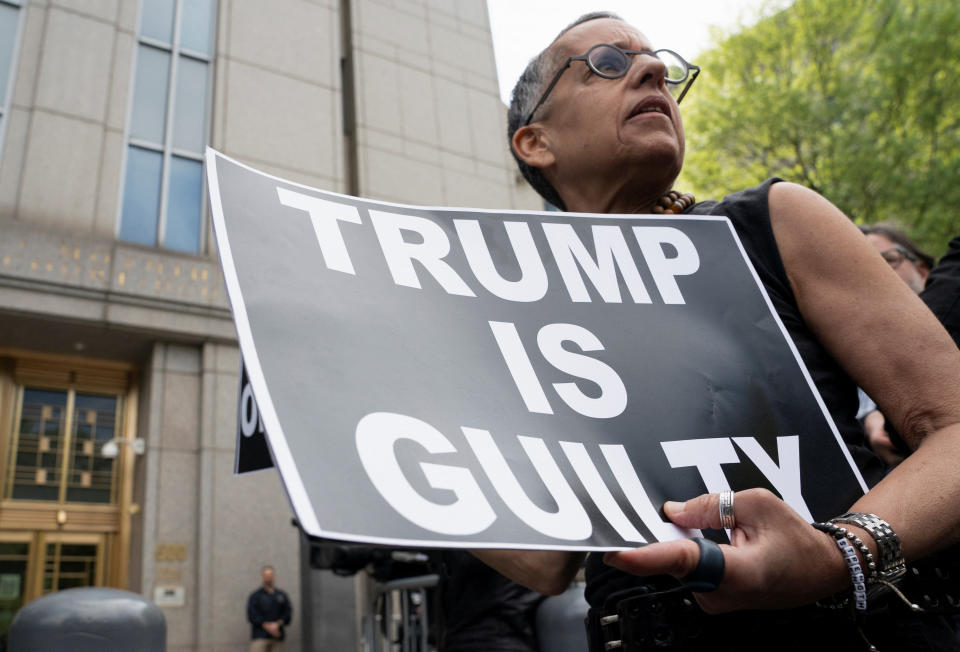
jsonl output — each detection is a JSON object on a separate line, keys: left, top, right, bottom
{"left": 362, "top": 573, "right": 437, "bottom": 652}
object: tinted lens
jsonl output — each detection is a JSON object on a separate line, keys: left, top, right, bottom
{"left": 658, "top": 50, "right": 688, "bottom": 83}
{"left": 587, "top": 45, "right": 630, "bottom": 78}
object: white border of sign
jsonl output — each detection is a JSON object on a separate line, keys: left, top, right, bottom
{"left": 206, "top": 147, "right": 869, "bottom": 550}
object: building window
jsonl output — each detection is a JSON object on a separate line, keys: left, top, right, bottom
{"left": 118, "top": 0, "right": 216, "bottom": 254}
{"left": 0, "top": 0, "right": 26, "bottom": 166}
{"left": 4, "top": 387, "right": 122, "bottom": 504}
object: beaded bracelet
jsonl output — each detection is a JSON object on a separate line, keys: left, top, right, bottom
{"left": 814, "top": 516, "right": 922, "bottom": 615}
{"left": 813, "top": 522, "right": 878, "bottom": 580}
{"left": 812, "top": 521, "right": 878, "bottom": 611}
{"left": 836, "top": 537, "right": 868, "bottom": 611}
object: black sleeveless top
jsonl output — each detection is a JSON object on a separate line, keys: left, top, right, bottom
{"left": 585, "top": 178, "right": 886, "bottom": 607}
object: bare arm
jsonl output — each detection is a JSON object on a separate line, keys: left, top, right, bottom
{"left": 470, "top": 549, "right": 585, "bottom": 596}
{"left": 769, "top": 182, "right": 960, "bottom": 562}
{"left": 608, "top": 183, "right": 960, "bottom": 611}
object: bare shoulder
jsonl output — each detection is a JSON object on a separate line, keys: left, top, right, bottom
{"left": 765, "top": 181, "right": 960, "bottom": 444}
{"left": 766, "top": 182, "right": 870, "bottom": 292}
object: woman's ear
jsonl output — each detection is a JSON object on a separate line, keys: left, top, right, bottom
{"left": 512, "top": 124, "right": 556, "bottom": 170}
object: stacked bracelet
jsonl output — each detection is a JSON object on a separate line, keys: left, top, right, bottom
{"left": 813, "top": 521, "right": 877, "bottom": 611}
{"left": 836, "top": 538, "right": 868, "bottom": 610}
{"left": 814, "top": 513, "right": 920, "bottom": 614}
{"left": 813, "top": 521, "right": 878, "bottom": 579}
{"left": 831, "top": 513, "right": 906, "bottom": 583}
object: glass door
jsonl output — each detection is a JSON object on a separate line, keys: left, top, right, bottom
{"left": 0, "top": 533, "right": 32, "bottom": 640}
{"left": 0, "top": 531, "right": 104, "bottom": 639}
{"left": 37, "top": 532, "right": 104, "bottom": 597}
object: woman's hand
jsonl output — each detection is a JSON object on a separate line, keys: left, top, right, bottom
{"left": 603, "top": 489, "right": 851, "bottom": 613}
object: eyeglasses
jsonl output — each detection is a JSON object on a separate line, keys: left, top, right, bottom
{"left": 880, "top": 246, "right": 918, "bottom": 269}
{"left": 524, "top": 44, "right": 700, "bottom": 126}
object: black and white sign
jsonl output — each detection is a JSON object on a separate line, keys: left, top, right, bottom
{"left": 235, "top": 361, "right": 273, "bottom": 474}
{"left": 207, "top": 149, "right": 868, "bottom": 551}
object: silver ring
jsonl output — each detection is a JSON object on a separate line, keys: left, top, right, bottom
{"left": 718, "top": 490, "right": 736, "bottom": 530}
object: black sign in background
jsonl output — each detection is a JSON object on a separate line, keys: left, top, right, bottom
{"left": 235, "top": 362, "right": 273, "bottom": 474}
{"left": 209, "top": 150, "right": 867, "bottom": 550}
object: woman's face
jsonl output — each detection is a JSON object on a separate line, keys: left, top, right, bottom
{"left": 534, "top": 19, "right": 686, "bottom": 200}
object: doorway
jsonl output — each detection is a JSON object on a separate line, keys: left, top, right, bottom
{"left": 0, "top": 531, "right": 104, "bottom": 634}
{"left": 0, "top": 353, "right": 137, "bottom": 641}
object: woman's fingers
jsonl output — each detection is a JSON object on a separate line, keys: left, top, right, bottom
{"left": 662, "top": 492, "right": 726, "bottom": 530}
{"left": 603, "top": 489, "right": 843, "bottom": 612}
{"left": 604, "top": 539, "right": 702, "bottom": 579}
{"left": 666, "top": 488, "right": 793, "bottom": 532}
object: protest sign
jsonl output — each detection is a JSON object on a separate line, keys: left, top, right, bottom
{"left": 207, "top": 149, "right": 867, "bottom": 550}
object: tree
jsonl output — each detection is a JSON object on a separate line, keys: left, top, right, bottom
{"left": 680, "top": 0, "right": 960, "bottom": 256}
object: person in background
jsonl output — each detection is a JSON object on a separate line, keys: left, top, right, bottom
{"left": 921, "top": 234, "right": 960, "bottom": 345}
{"left": 247, "top": 565, "right": 293, "bottom": 652}
{"left": 860, "top": 223, "right": 934, "bottom": 293}
{"left": 434, "top": 551, "right": 544, "bottom": 652}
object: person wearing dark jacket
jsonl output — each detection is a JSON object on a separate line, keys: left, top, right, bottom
{"left": 247, "top": 565, "right": 292, "bottom": 651}
{"left": 921, "top": 234, "right": 960, "bottom": 345}
{"left": 435, "top": 551, "right": 544, "bottom": 651}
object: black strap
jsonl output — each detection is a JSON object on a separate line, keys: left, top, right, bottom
{"left": 680, "top": 538, "right": 725, "bottom": 593}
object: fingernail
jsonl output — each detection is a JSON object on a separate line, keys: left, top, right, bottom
{"left": 663, "top": 500, "right": 684, "bottom": 516}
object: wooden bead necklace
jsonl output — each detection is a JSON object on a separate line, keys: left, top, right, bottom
{"left": 651, "top": 189, "right": 696, "bottom": 214}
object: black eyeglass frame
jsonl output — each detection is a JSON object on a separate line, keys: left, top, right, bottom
{"left": 523, "top": 44, "right": 700, "bottom": 126}
{"left": 880, "top": 246, "right": 918, "bottom": 269}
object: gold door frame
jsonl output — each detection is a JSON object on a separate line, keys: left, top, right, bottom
{"left": 0, "top": 530, "right": 36, "bottom": 604}
{"left": 0, "top": 350, "right": 138, "bottom": 593}
{"left": 0, "top": 530, "right": 105, "bottom": 604}
{"left": 33, "top": 531, "right": 105, "bottom": 598}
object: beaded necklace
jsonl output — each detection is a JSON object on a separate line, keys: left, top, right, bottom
{"left": 650, "top": 190, "right": 696, "bottom": 214}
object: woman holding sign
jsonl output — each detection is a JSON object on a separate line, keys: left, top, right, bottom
{"left": 480, "top": 11, "right": 960, "bottom": 651}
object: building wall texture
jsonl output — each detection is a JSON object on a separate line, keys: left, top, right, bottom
{"left": 0, "top": 0, "right": 540, "bottom": 650}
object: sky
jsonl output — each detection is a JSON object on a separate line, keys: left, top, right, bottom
{"left": 486, "top": 0, "right": 789, "bottom": 105}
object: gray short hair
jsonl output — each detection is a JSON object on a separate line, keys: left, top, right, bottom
{"left": 859, "top": 222, "right": 936, "bottom": 270}
{"left": 506, "top": 11, "right": 625, "bottom": 211}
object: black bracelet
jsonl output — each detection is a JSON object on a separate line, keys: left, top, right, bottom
{"left": 812, "top": 521, "right": 878, "bottom": 611}
{"left": 813, "top": 522, "right": 878, "bottom": 579}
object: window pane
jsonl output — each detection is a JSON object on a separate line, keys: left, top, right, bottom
{"left": 164, "top": 156, "right": 203, "bottom": 253}
{"left": 172, "top": 56, "right": 208, "bottom": 153}
{"left": 119, "top": 146, "right": 163, "bottom": 246}
{"left": 180, "top": 0, "right": 216, "bottom": 55}
{"left": 130, "top": 44, "right": 171, "bottom": 144}
{"left": 43, "top": 543, "right": 98, "bottom": 595}
{"left": 65, "top": 394, "right": 118, "bottom": 504}
{"left": 0, "top": 3, "right": 21, "bottom": 107}
{"left": 8, "top": 389, "right": 68, "bottom": 501}
{"left": 139, "top": 0, "right": 175, "bottom": 44}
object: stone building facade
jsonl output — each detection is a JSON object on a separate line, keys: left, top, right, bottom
{"left": 0, "top": 0, "right": 540, "bottom": 649}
